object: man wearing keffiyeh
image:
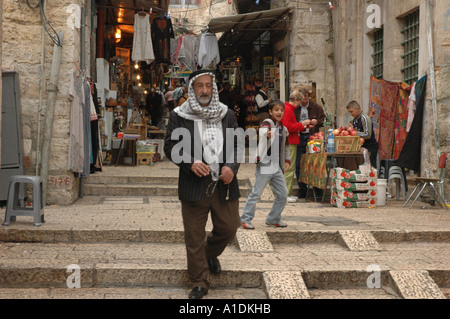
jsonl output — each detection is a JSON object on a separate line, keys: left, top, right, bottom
{"left": 164, "top": 70, "right": 241, "bottom": 299}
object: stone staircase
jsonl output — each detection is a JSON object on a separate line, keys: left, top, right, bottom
{"left": 0, "top": 162, "right": 449, "bottom": 300}
{"left": 82, "top": 175, "right": 253, "bottom": 198}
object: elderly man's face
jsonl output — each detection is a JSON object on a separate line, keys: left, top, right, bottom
{"left": 193, "top": 74, "right": 213, "bottom": 107}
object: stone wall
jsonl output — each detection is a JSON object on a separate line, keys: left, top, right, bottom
{"left": 169, "top": 0, "right": 235, "bottom": 35}
{"left": 274, "top": 0, "right": 336, "bottom": 124}
{"left": 2, "top": 0, "right": 91, "bottom": 205}
{"left": 332, "top": 0, "right": 449, "bottom": 198}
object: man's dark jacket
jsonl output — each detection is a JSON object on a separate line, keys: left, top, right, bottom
{"left": 164, "top": 109, "right": 241, "bottom": 202}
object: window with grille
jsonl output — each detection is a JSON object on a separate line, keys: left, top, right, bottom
{"left": 401, "top": 10, "right": 420, "bottom": 84}
{"left": 169, "top": 0, "right": 201, "bottom": 7}
{"left": 371, "top": 28, "right": 384, "bottom": 79}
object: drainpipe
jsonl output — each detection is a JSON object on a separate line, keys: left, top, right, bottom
{"left": 36, "top": 0, "right": 47, "bottom": 176}
{"left": 40, "top": 31, "right": 64, "bottom": 205}
{"left": 425, "top": 0, "right": 440, "bottom": 162}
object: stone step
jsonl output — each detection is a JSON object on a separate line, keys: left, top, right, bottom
{"left": 0, "top": 287, "right": 267, "bottom": 299}
{"left": 1, "top": 227, "right": 449, "bottom": 245}
{"left": 0, "top": 259, "right": 447, "bottom": 299}
{"left": 83, "top": 184, "right": 252, "bottom": 197}
{"left": 0, "top": 238, "right": 448, "bottom": 299}
{"left": 84, "top": 175, "right": 252, "bottom": 187}
{"left": 82, "top": 177, "right": 253, "bottom": 197}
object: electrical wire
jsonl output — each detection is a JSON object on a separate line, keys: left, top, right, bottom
{"left": 26, "top": 0, "right": 62, "bottom": 47}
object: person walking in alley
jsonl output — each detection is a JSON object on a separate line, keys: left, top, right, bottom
{"left": 164, "top": 70, "right": 241, "bottom": 299}
{"left": 282, "top": 90, "right": 313, "bottom": 203}
{"left": 241, "top": 100, "right": 291, "bottom": 230}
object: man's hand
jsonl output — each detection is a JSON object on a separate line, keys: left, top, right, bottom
{"left": 284, "top": 162, "right": 290, "bottom": 172}
{"left": 302, "top": 119, "right": 311, "bottom": 127}
{"left": 220, "top": 166, "right": 234, "bottom": 185}
{"left": 191, "top": 160, "right": 210, "bottom": 178}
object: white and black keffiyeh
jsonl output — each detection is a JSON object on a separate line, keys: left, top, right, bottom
{"left": 174, "top": 71, "right": 228, "bottom": 181}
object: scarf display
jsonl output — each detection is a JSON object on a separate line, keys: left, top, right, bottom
{"left": 174, "top": 71, "right": 228, "bottom": 181}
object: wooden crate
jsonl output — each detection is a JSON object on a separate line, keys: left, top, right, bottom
{"left": 335, "top": 136, "right": 362, "bottom": 153}
{"left": 137, "top": 152, "right": 154, "bottom": 166}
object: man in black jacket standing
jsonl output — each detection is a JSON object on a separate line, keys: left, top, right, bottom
{"left": 164, "top": 70, "right": 241, "bottom": 299}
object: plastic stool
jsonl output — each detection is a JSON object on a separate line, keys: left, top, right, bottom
{"left": 388, "top": 166, "right": 407, "bottom": 200}
{"left": 3, "top": 176, "right": 45, "bottom": 226}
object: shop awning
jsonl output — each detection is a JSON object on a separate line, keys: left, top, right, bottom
{"left": 207, "top": 7, "right": 293, "bottom": 58}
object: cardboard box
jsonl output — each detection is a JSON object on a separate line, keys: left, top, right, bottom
{"left": 332, "top": 168, "right": 377, "bottom": 182}
{"left": 137, "top": 152, "right": 154, "bottom": 166}
{"left": 332, "top": 179, "right": 377, "bottom": 191}
{"left": 332, "top": 188, "right": 377, "bottom": 202}
{"left": 331, "top": 196, "right": 377, "bottom": 208}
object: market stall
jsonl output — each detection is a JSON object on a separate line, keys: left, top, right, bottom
{"left": 94, "top": 5, "right": 172, "bottom": 167}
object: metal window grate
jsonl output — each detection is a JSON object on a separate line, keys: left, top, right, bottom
{"left": 371, "top": 29, "right": 384, "bottom": 79}
{"left": 169, "top": 0, "right": 201, "bottom": 6}
{"left": 401, "top": 10, "right": 420, "bottom": 84}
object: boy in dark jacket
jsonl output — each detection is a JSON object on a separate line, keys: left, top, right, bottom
{"left": 347, "top": 100, "right": 379, "bottom": 168}
{"left": 241, "top": 100, "right": 291, "bottom": 229}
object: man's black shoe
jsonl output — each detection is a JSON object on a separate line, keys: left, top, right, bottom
{"left": 207, "top": 257, "right": 221, "bottom": 274}
{"left": 188, "top": 287, "right": 208, "bottom": 299}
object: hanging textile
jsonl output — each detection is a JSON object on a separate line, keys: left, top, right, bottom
{"left": 396, "top": 74, "right": 427, "bottom": 174}
{"left": 68, "top": 72, "right": 85, "bottom": 173}
{"left": 393, "top": 83, "right": 410, "bottom": 159}
{"left": 406, "top": 82, "right": 417, "bottom": 132}
{"left": 368, "top": 76, "right": 399, "bottom": 160}
{"left": 197, "top": 32, "right": 220, "bottom": 69}
{"left": 90, "top": 83, "right": 101, "bottom": 171}
{"left": 171, "top": 35, "right": 197, "bottom": 72}
{"left": 132, "top": 13, "right": 155, "bottom": 64}
{"left": 151, "top": 17, "right": 174, "bottom": 64}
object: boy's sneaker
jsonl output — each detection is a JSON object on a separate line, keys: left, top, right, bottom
{"left": 242, "top": 222, "right": 255, "bottom": 229}
{"left": 265, "top": 221, "right": 288, "bottom": 228}
{"left": 287, "top": 196, "right": 298, "bottom": 203}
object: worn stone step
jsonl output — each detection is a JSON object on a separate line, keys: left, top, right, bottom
{"left": 83, "top": 183, "right": 252, "bottom": 197}
{"left": 1, "top": 227, "right": 450, "bottom": 245}
{"left": 84, "top": 176, "right": 180, "bottom": 185}
{"left": 388, "top": 270, "right": 446, "bottom": 299}
{"left": 0, "top": 241, "right": 448, "bottom": 290}
{"left": 84, "top": 175, "right": 252, "bottom": 187}
{"left": 0, "top": 287, "right": 267, "bottom": 299}
{"left": 0, "top": 259, "right": 447, "bottom": 300}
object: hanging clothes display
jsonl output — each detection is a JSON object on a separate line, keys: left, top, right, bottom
{"left": 406, "top": 82, "right": 417, "bottom": 132}
{"left": 90, "top": 83, "right": 101, "bottom": 172}
{"left": 393, "top": 83, "right": 410, "bottom": 160}
{"left": 368, "top": 76, "right": 399, "bottom": 160}
{"left": 151, "top": 17, "right": 174, "bottom": 64}
{"left": 396, "top": 74, "right": 427, "bottom": 174}
{"left": 132, "top": 13, "right": 155, "bottom": 64}
{"left": 171, "top": 35, "right": 197, "bottom": 72}
{"left": 196, "top": 32, "right": 220, "bottom": 69}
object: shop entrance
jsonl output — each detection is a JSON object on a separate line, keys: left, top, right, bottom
{"left": 92, "top": 2, "right": 291, "bottom": 168}
{"left": 94, "top": 0, "right": 171, "bottom": 167}
{"left": 207, "top": 7, "right": 291, "bottom": 131}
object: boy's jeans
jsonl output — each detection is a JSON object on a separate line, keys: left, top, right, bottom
{"left": 241, "top": 163, "right": 288, "bottom": 224}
